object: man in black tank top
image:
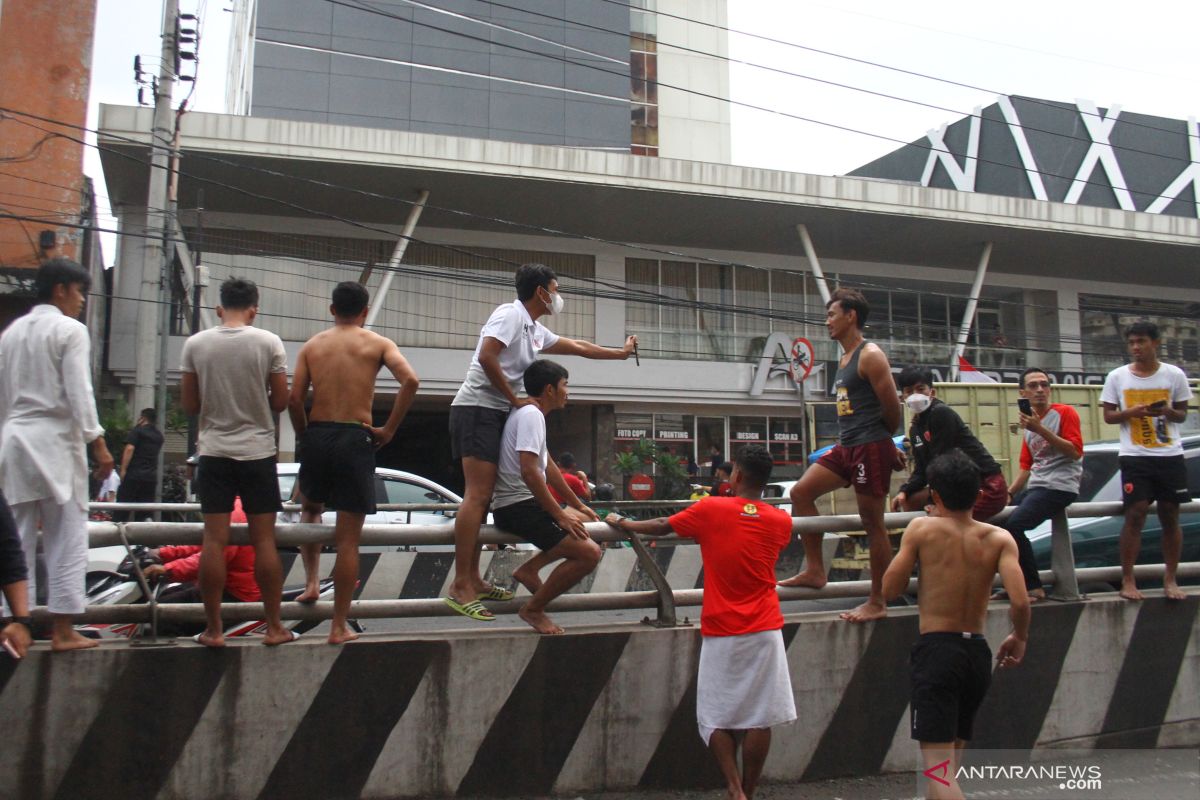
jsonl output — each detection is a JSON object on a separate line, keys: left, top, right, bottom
{"left": 779, "top": 288, "right": 905, "bottom": 623}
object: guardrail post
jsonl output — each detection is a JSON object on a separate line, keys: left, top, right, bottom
{"left": 1047, "top": 509, "right": 1081, "bottom": 602}
{"left": 624, "top": 531, "right": 689, "bottom": 628}
{"left": 117, "top": 524, "right": 176, "bottom": 648}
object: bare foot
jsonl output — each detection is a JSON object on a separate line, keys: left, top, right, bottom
{"left": 839, "top": 600, "right": 887, "bottom": 623}
{"left": 327, "top": 625, "right": 360, "bottom": 645}
{"left": 194, "top": 630, "right": 225, "bottom": 648}
{"left": 1164, "top": 582, "right": 1187, "bottom": 601}
{"left": 262, "top": 627, "right": 299, "bottom": 646}
{"left": 778, "top": 569, "right": 827, "bottom": 589}
{"left": 51, "top": 631, "right": 99, "bottom": 652}
{"left": 296, "top": 586, "right": 320, "bottom": 604}
{"left": 512, "top": 563, "right": 543, "bottom": 595}
{"left": 1119, "top": 581, "right": 1144, "bottom": 602}
{"left": 519, "top": 605, "right": 564, "bottom": 635}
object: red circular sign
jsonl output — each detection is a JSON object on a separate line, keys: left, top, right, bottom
{"left": 790, "top": 337, "right": 814, "bottom": 386}
{"left": 628, "top": 473, "right": 655, "bottom": 500}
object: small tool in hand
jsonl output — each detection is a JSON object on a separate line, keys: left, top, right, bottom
{"left": 633, "top": 341, "right": 640, "bottom": 366}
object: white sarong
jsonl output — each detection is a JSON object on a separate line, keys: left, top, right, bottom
{"left": 697, "top": 628, "right": 797, "bottom": 745}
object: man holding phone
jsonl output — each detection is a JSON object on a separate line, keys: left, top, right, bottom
{"left": 1100, "top": 321, "right": 1193, "bottom": 601}
{"left": 1001, "top": 368, "right": 1084, "bottom": 601}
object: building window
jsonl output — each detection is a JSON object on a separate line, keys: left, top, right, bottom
{"left": 630, "top": 0, "right": 658, "bottom": 156}
{"left": 1080, "top": 295, "right": 1199, "bottom": 374}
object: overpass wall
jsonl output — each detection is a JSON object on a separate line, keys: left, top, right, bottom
{"left": 1, "top": 595, "right": 1196, "bottom": 799}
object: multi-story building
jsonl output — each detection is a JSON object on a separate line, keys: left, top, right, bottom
{"left": 0, "top": 0, "right": 104, "bottom": 331}
{"left": 98, "top": 1, "right": 1198, "bottom": 491}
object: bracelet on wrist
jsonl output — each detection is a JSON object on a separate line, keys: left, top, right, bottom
{"left": 10, "top": 616, "right": 32, "bottom": 630}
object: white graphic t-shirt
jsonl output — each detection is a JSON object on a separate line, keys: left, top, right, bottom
{"left": 1100, "top": 363, "right": 1193, "bottom": 457}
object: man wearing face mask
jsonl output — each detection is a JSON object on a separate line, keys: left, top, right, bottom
{"left": 445, "top": 263, "right": 637, "bottom": 621}
{"left": 892, "top": 365, "right": 1008, "bottom": 522}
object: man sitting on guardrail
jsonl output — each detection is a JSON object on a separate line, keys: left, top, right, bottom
{"left": 605, "top": 445, "right": 795, "bottom": 800}
{"left": 883, "top": 450, "right": 1029, "bottom": 800}
{"left": 999, "top": 368, "right": 1084, "bottom": 603}
{"left": 479, "top": 359, "right": 600, "bottom": 633}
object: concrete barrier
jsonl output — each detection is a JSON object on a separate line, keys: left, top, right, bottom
{"left": 1, "top": 594, "right": 1196, "bottom": 799}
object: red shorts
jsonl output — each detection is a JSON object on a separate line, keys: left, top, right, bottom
{"left": 816, "top": 438, "right": 900, "bottom": 498}
{"left": 973, "top": 472, "right": 1008, "bottom": 521}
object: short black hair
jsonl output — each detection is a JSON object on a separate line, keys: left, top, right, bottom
{"left": 827, "top": 287, "right": 869, "bottom": 328}
{"left": 331, "top": 281, "right": 369, "bottom": 318}
{"left": 523, "top": 359, "right": 568, "bottom": 397}
{"left": 594, "top": 483, "right": 615, "bottom": 501}
{"left": 35, "top": 258, "right": 91, "bottom": 301}
{"left": 1019, "top": 367, "right": 1049, "bottom": 388}
{"left": 734, "top": 445, "right": 773, "bottom": 489}
{"left": 1125, "top": 321, "right": 1159, "bottom": 341}
{"left": 140, "top": 407, "right": 157, "bottom": 424}
{"left": 717, "top": 461, "right": 733, "bottom": 476}
{"left": 219, "top": 278, "right": 259, "bottom": 310}
{"left": 557, "top": 451, "right": 578, "bottom": 468}
{"left": 515, "top": 262, "right": 557, "bottom": 301}
{"left": 897, "top": 364, "right": 934, "bottom": 391}
{"left": 927, "top": 450, "right": 980, "bottom": 512}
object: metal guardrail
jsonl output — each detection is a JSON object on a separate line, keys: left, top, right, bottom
{"left": 51, "top": 500, "right": 1200, "bottom": 631}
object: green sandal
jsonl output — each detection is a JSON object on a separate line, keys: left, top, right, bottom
{"left": 478, "top": 585, "right": 515, "bottom": 602}
{"left": 443, "top": 596, "right": 495, "bottom": 621}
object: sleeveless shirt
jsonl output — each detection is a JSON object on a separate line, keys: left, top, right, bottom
{"left": 834, "top": 342, "right": 891, "bottom": 446}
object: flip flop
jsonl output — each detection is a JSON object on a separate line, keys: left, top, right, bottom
{"left": 264, "top": 629, "right": 302, "bottom": 646}
{"left": 443, "top": 596, "right": 495, "bottom": 621}
{"left": 478, "top": 585, "right": 515, "bottom": 602}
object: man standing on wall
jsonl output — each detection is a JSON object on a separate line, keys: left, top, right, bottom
{"left": 113, "top": 407, "right": 163, "bottom": 522}
{"left": 606, "top": 445, "right": 795, "bottom": 800}
{"left": 445, "top": 263, "right": 635, "bottom": 620}
{"left": 181, "top": 278, "right": 294, "bottom": 647}
{"left": 0, "top": 259, "right": 113, "bottom": 651}
{"left": 289, "top": 281, "right": 420, "bottom": 644}
{"left": 779, "top": 288, "right": 905, "bottom": 623}
{"left": 1001, "top": 368, "right": 1084, "bottom": 602}
{"left": 1100, "top": 322, "right": 1193, "bottom": 601}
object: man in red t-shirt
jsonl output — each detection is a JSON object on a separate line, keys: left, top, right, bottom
{"left": 605, "top": 445, "right": 795, "bottom": 800}
{"left": 548, "top": 451, "right": 591, "bottom": 504}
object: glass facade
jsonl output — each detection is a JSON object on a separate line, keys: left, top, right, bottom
{"left": 629, "top": 0, "right": 659, "bottom": 156}
{"left": 1080, "top": 294, "right": 1200, "bottom": 374}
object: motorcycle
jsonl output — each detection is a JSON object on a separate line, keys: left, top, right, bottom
{"left": 82, "top": 546, "right": 361, "bottom": 640}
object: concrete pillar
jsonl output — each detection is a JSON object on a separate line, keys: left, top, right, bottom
{"left": 593, "top": 404, "right": 616, "bottom": 486}
{"left": 594, "top": 252, "right": 625, "bottom": 344}
{"left": 1057, "top": 289, "right": 1083, "bottom": 371}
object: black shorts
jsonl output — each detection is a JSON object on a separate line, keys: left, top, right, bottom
{"left": 492, "top": 498, "right": 568, "bottom": 552}
{"left": 449, "top": 405, "right": 509, "bottom": 464}
{"left": 298, "top": 422, "right": 377, "bottom": 514}
{"left": 113, "top": 477, "right": 157, "bottom": 523}
{"left": 195, "top": 456, "right": 282, "bottom": 516}
{"left": 910, "top": 632, "right": 992, "bottom": 743}
{"left": 1119, "top": 455, "right": 1191, "bottom": 507}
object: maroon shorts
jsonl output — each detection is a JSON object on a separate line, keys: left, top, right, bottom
{"left": 973, "top": 471, "right": 1008, "bottom": 521}
{"left": 816, "top": 438, "right": 900, "bottom": 498}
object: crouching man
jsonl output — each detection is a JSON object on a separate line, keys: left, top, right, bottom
{"left": 606, "top": 445, "right": 795, "bottom": 800}
{"left": 883, "top": 450, "right": 1030, "bottom": 800}
{"left": 465, "top": 359, "right": 600, "bottom": 633}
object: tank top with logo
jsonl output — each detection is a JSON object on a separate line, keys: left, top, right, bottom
{"left": 834, "top": 342, "right": 891, "bottom": 447}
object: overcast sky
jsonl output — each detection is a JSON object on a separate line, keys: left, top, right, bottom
{"left": 85, "top": 0, "right": 1200, "bottom": 261}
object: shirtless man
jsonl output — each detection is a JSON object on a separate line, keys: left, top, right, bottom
{"left": 779, "top": 288, "right": 905, "bottom": 623}
{"left": 288, "top": 281, "right": 420, "bottom": 644}
{"left": 882, "top": 449, "right": 1030, "bottom": 800}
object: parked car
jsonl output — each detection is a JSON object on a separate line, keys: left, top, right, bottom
{"left": 1027, "top": 433, "right": 1200, "bottom": 586}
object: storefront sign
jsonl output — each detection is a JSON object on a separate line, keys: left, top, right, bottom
{"left": 628, "top": 473, "right": 655, "bottom": 500}
{"left": 616, "top": 428, "right": 649, "bottom": 439}
{"left": 657, "top": 430, "right": 690, "bottom": 440}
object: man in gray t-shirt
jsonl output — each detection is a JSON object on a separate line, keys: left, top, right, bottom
{"left": 180, "top": 278, "right": 295, "bottom": 647}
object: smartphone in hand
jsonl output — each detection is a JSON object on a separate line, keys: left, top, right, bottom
{"left": 1148, "top": 399, "right": 1167, "bottom": 410}
{"left": 1017, "top": 398, "right": 1032, "bottom": 416}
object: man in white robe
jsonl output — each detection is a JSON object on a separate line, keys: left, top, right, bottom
{"left": 0, "top": 259, "right": 113, "bottom": 651}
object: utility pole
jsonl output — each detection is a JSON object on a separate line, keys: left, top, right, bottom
{"left": 133, "top": 0, "right": 178, "bottom": 425}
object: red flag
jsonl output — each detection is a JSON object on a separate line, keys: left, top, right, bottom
{"left": 957, "top": 355, "right": 997, "bottom": 383}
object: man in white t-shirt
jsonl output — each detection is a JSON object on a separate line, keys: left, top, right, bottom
{"left": 1100, "top": 321, "right": 1194, "bottom": 602}
{"left": 481, "top": 360, "right": 600, "bottom": 633}
{"left": 445, "top": 263, "right": 635, "bottom": 621}
{"left": 181, "top": 278, "right": 295, "bottom": 646}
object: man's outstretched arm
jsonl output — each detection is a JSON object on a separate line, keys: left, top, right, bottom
{"left": 604, "top": 514, "right": 673, "bottom": 538}
{"left": 543, "top": 335, "right": 637, "bottom": 360}
{"left": 882, "top": 520, "right": 921, "bottom": 600}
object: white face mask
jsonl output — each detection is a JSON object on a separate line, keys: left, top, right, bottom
{"left": 905, "top": 393, "right": 932, "bottom": 414}
{"left": 546, "top": 291, "right": 564, "bottom": 315}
